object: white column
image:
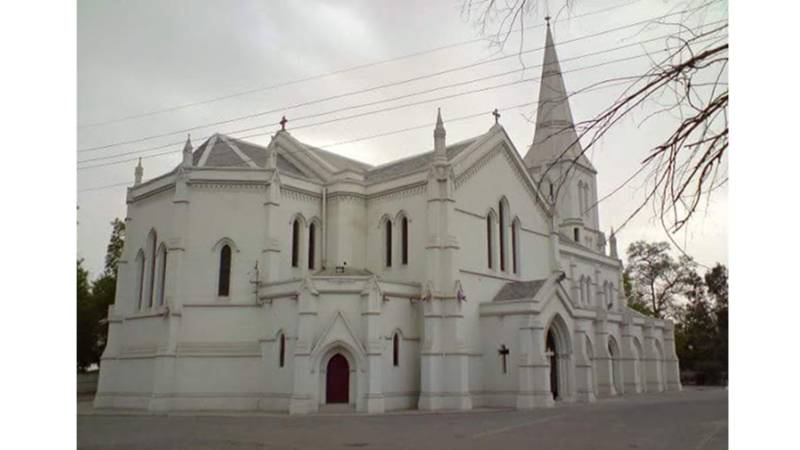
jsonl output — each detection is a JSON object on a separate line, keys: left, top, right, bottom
{"left": 516, "top": 319, "right": 554, "bottom": 408}
{"left": 361, "top": 277, "right": 385, "bottom": 413}
{"left": 289, "top": 280, "right": 318, "bottom": 414}
{"left": 643, "top": 322, "right": 663, "bottom": 393}
{"left": 593, "top": 316, "right": 616, "bottom": 397}
{"left": 573, "top": 320, "right": 596, "bottom": 402}
{"left": 663, "top": 322, "right": 683, "bottom": 392}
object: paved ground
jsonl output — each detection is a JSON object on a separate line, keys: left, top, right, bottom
{"left": 77, "top": 387, "right": 727, "bottom": 450}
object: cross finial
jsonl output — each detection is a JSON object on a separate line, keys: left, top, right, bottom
{"left": 279, "top": 115, "right": 288, "bottom": 131}
{"left": 492, "top": 108, "right": 501, "bottom": 124}
{"left": 545, "top": 16, "right": 551, "bottom": 26}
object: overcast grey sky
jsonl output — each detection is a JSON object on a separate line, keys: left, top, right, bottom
{"left": 77, "top": 0, "right": 727, "bottom": 278}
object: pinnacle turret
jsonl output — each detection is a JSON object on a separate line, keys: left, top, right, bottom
{"left": 134, "top": 158, "right": 143, "bottom": 186}
{"left": 609, "top": 228, "right": 618, "bottom": 258}
{"left": 433, "top": 108, "right": 447, "bottom": 162}
{"left": 182, "top": 134, "right": 193, "bottom": 167}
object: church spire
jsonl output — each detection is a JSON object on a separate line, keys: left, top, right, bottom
{"left": 522, "top": 19, "right": 594, "bottom": 171}
{"left": 134, "top": 158, "right": 143, "bottom": 186}
{"left": 433, "top": 107, "right": 447, "bottom": 163}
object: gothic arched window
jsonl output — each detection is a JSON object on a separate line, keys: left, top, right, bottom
{"left": 585, "top": 277, "right": 593, "bottom": 306}
{"left": 157, "top": 244, "right": 167, "bottom": 306}
{"left": 218, "top": 244, "right": 231, "bottom": 297}
{"left": 401, "top": 216, "right": 409, "bottom": 265}
{"left": 499, "top": 200, "right": 507, "bottom": 272}
{"left": 279, "top": 333, "right": 286, "bottom": 367}
{"left": 136, "top": 250, "right": 145, "bottom": 310}
{"left": 511, "top": 219, "right": 520, "bottom": 274}
{"left": 147, "top": 231, "right": 158, "bottom": 307}
{"left": 291, "top": 219, "right": 300, "bottom": 268}
{"left": 385, "top": 219, "right": 393, "bottom": 267}
{"left": 393, "top": 333, "right": 400, "bottom": 367}
{"left": 486, "top": 214, "right": 495, "bottom": 269}
{"left": 308, "top": 222, "right": 316, "bottom": 270}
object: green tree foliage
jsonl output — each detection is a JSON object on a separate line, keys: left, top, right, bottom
{"left": 622, "top": 241, "right": 727, "bottom": 384}
{"left": 76, "top": 259, "right": 95, "bottom": 371}
{"left": 76, "top": 218, "right": 126, "bottom": 372}
{"left": 623, "top": 241, "right": 697, "bottom": 319}
{"left": 673, "top": 263, "right": 728, "bottom": 384}
{"left": 104, "top": 218, "right": 126, "bottom": 277}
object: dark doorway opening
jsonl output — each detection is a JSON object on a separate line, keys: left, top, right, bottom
{"left": 326, "top": 353, "right": 349, "bottom": 404}
{"left": 546, "top": 329, "right": 559, "bottom": 400}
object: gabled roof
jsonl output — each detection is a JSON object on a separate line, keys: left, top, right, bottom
{"left": 523, "top": 23, "right": 595, "bottom": 172}
{"left": 492, "top": 279, "right": 548, "bottom": 302}
{"left": 190, "top": 132, "right": 370, "bottom": 178}
{"left": 186, "top": 131, "right": 487, "bottom": 185}
{"left": 365, "top": 136, "right": 479, "bottom": 183}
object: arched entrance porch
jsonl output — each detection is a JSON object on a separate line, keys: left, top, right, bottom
{"left": 544, "top": 314, "right": 573, "bottom": 402}
{"left": 317, "top": 345, "right": 359, "bottom": 409}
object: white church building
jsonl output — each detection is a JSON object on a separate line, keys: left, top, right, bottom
{"left": 94, "top": 23, "right": 681, "bottom": 414}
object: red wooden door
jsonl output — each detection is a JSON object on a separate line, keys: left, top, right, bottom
{"left": 326, "top": 354, "right": 349, "bottom": 404}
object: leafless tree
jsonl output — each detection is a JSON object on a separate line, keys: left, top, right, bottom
{"left": 462, "top": 0, "right": 728, "bottom": 237}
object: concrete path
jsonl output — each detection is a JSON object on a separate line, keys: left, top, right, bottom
{"left": 77, "top": 387, "right": 727, "bottom": 450}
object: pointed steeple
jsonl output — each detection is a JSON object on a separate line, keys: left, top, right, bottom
{"left": 433, "top": 108, "right": 447, "bottom": 163}
{"left": 523, "top": 20, "right": 594, "bottom": 171}
{"left": 182, "top": 134, "right": 193, "bottom": 167}
{"left": 134, "top": 158, "right": 143, "bottom": 186}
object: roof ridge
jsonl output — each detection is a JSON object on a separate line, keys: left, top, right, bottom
{"left": 368, "top": 134, "right": 482, "bottom": 171}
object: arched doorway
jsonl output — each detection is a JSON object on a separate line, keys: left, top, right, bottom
{"left": 546, "top": 329, "right": 559, "bottom": 399}
{"left": 544, "top": 314, "right": 572, "bottom": 401}
{"left": 326, "top": 353, "right": 349, "bottom": 404}
{"left": 608, "top": 336, "right": 621, "bottom": 395}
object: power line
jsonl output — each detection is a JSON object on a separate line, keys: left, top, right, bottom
{"left": 77, "top": 0, "right": 642, "bottom": 130}
{"left": 77, "top": 5, "right": 704, "bottom": 154}
{"left": 76, "top": 31, "right": 682, "bottom": 166}
{"left": 77, "top": 77, "right": 636, "bottom": 194}
{"left": 78, "top": 28, "right": 725, "bottom": 171}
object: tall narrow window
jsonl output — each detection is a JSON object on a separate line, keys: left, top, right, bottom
{"left": 157, "top": 245, "right": 167, "bottom": 306}
{"left": 137, "top": 252, "right": 145, "bottom": 310}
{"left": 574, "top": 228, "right": 580, "bottom": 243}
{"left": 279, "top": 333, "right": 285, "bottom": 367}
{"left": 499, "top": 201, "right": 506, "bottom": 272}
{"left": 487, "top": 215, "right": 494, "bottom": 269}
{"left": 549, "top": 182, "right": 554, "bottom": 200}
{"left": 308, "top": 223, "right": 316, "bottom": 270}
{"left": 393, "top": 333, "right": 400, "bottom": 367}
{"left": 586, "top": 277, "right": 593, "bottom": 306}
{"left": 401, "top": 217, "right": 409, "bottom": 265}
{"left": 218, "top": 244, "right": 231, "bottom": 296}
{"left": 291, "top": 219, "right": 300, "bottom": 268}
{"left": 148, "top": 232, "right": 158, "bottom": 307}
{"left": 385, "top": 219, "right": 392, "bottom": 267}
{"left": 511, "top": 222, "right": 518, "bottom": 274}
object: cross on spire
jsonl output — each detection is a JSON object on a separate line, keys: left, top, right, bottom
{"left": 492, "top": 108, "right": 501, "bottom": 124}
{"left": 279, "top": 115, "right": 288, "bottom": 131}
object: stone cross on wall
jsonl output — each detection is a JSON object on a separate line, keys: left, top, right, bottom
{"left": 499, "top": 344, "right": 510, "bottom": 374}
